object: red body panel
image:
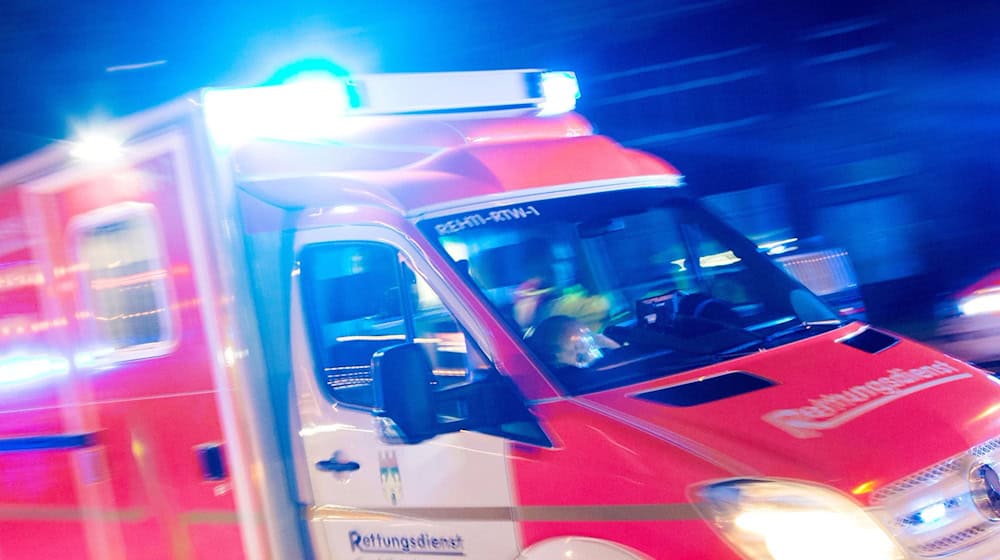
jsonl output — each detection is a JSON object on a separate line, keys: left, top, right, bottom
{"left": 0, "top": 151, "right": 243, "bottom": 559}
{"left": 510, "top": 326, "right": 1000, "bottom": 558}
{"left": 510, "top": 400, "right": 738, "bottom": 559}
{"left": 0, "top": 187, "right": 91, "bottom": 555}
{"left": 578, "top": 328, "right": 1000, "bottom": 498}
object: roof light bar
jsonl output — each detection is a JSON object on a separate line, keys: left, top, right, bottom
{"left": 203, "top": 76, "right": 352, "bottom": 147}
{"left": 202, "top": 68, "right": 581, "bottom": 147}
{"left": 359, "top": 69, "right": 543, "bottom": 113}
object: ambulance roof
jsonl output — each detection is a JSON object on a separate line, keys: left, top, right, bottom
{"left": 235, "top": 118, "right": 681, "bottom": 215}
{"left": 213, "top": 68, "right": 678, "bottom": 213}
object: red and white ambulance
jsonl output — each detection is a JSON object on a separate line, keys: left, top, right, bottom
{"left": 1, "top": 68, "right": 999, "bottom": 560}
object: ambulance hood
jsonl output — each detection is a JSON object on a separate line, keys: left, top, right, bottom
{"left": 579, "top": 325, "right": 1000, "bottom": 498}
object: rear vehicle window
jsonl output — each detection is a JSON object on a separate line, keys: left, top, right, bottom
{"left": 72, "top": 203, "right": 175, "bottom": 362}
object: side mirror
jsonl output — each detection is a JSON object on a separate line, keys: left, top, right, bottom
{"left": 372, "top": 342, "right": 554, "bottom": 448}
{"left": 372, "top": 343, "right": 438, "bottom": 444}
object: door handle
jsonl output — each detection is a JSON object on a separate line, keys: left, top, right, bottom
{"left": 194, "top": 442, "right": 228, "bottom": 481}
{"left": 316, "top": 451, "right": 360, "bottom": 472}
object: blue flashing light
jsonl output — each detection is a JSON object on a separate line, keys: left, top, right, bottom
{"left": 0, "top": 353, "right": 70, "bottom": 386}
{"left": 70, "top": 132, "right": 124, "bottom": 162}
{"left": 538, "top": 71, "right": 580, "bottom": 116}
{"left": 915, "top": 502, "right": 947, "bottom": 525}
{"left": 73, "top": 346, "right": 116, "bottom": 369}
{"left": 266, "top": 58, "right": 353, "bottom": 86}
{"left": 959, "top": 292, "right": 1000, "bottom": 316}
{"left": 203, "top": 76, "right": 352, "bottom": 147}
{"left": 904, "top": 500, "right": 958, "bottom": 527}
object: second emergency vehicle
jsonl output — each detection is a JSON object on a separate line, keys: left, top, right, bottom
{"left": 1, "top": 68, "right": 999, "bottom": 560}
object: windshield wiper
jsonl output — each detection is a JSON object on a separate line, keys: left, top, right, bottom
{"left": 605, "top": 322, "right": 762, "bottom": 357}
{"left": 760, "top": 319, "right": 842, "bottom": 347}
{"left": 604, "top": 318, "right": 843, "bottom": 367}
{"left": 708, "top": 319, "right": 843, "bottom": 357}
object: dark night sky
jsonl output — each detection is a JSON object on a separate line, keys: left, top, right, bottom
{"left": 0, "top": 0, "right": 640, "bottom": 160}
{"left": 1, "top": 0, "right": 997, "bottom": 163}
{"left": 2, "top": 0, "right": 999, "bottom": 314}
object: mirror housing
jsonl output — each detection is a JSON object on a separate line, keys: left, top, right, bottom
{"left": 372, "top": 343, "right": 438, "bottom": 444}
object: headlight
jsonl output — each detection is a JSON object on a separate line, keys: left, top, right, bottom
{"left": 694, "top": 479, "right": 905, "bottom": 560}
{"left": 959, "top": 290, "right": 1000, "bottom": 316}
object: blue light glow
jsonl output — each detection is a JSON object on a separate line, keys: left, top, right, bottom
{"left": 959, "top": 292, "right": 1000, "bottom": 316}
{"left": 538, "top": 71, "right": 581, "bottom": 116}
{"left": 73, "top": 346, "right": 116, "bottom": 369}
{"left": 0, "top": 353, "right": 70, "bottom": 385}
{"left": 759, "top": 237, "right": 801, "bottom": 256}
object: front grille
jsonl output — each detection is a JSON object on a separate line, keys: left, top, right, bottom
{"left": 914, "top": 525, "right": 989, "bottom": 556}
{"left": 871, "top": 436, "right": 1000, "bottom": 558}
{"left": 971, "top": 438, "right": 1000, "bottom": 457}
{"left": 871, "top": 460, "right": 963, "bottom": 503}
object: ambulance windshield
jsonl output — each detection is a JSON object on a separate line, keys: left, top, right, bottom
{"left": 420, "top": 188, "right": 841, "bottom": 394}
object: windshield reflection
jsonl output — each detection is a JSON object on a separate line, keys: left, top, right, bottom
{"left": 420, "top": 188, "right": 841, "bottom": 394}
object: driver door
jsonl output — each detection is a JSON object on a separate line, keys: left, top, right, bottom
{"left": 289, "top": 233, "right": 521, "bottom": 559}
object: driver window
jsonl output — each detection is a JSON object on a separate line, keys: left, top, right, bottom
{"left": 300, "top": 241, "right": 487, "bottom": 408}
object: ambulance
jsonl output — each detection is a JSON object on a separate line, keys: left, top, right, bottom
{"left": 1, "top": 67, "right": 999, "bottom": 560}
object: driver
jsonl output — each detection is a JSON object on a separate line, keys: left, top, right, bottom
{"left": 514, "top": 280, "right": 611, "bottom": 332}
{"left": 511, "top": 239, "right": 611, "bottom": 333}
